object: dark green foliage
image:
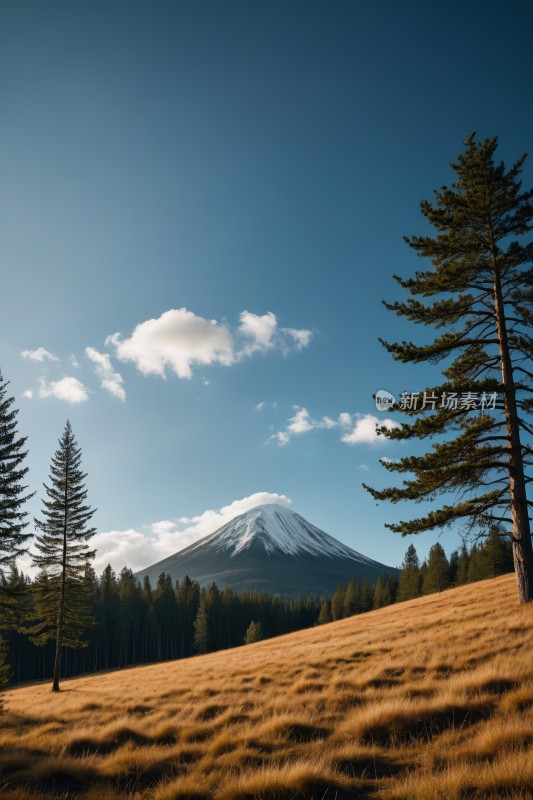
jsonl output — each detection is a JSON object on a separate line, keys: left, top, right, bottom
{"left": 0, "top": 371, "right": 34, "bottom": 644}
{"left": 27, "top": 421, "right": 96, "bottom": 691}
{"left": 193, "top": 592, "right": 209, "bottom": 654}
{"left": 397, "top": 544, "right": 420, "bottom": 601}
{"left": 363, "top": 135, "right": 533, "bottom": 603}
{"left": 0, "top": 370, "right": 33, "bottom": 573}
{"left": 373, "top": 575, "right": 391, "bottom": 608}
{"left": 243, "top": 620, "right": 263, "bottom": 645}
{"left": 330, "top": 583, "right": 345, "bottom": 620}
{"left": 423, "top": 543, "right": 450, "bottom": 594}
{"left": 317, "top": 597, "right": 332, "bottom": 624}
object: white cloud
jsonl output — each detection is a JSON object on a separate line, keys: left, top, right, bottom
{"left": 85, "top": 347, "right": 126, "bottom": 401}
{"left": 254, "top": 401, "right": 267, "bottom": 412}
{"left": 239, "top": 311, "right": 278, "bottom": 355}
{"left": 89, "top": 492, "right": 292, "bottom": 575}
{"left": 271, "top": 408, "right": 401, "bottom": 447}
{"left": 380, "top": 456, "right": 400, "bottom": 464}
{"left": 358, "top": 463, "right": 370, "bottom": 471}
{"left": 341, "top": 414, "right": 400, "bottom": 445}
{"left": 106, "top": 308, "right": 313, "bottom": 382}
{"left": 38, "top": 376, "right": 89, "bottom": 404}
{"left": 107, "top": 308, "right": 234, "bottom": 379}
{"left": 271, "top": 406, "right": 338, "bottom": 446}
{"left": 21, "top": 347, "right": 59, "bottom": 363}
{"left": 22, "top": 390, "right": 33, "bottom": 399}
{"left": 282, "top": 328, "right": 313, "bottom": 350}
{"left": 238, "top": 311, "right": 313, "bottom": 358}
{"left": 70, "top": 354, "right": 80, "bottom": 368}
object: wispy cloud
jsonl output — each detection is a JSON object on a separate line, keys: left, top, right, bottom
{"left": 271, "top": 408, "right": 400, "bottom": 446}
{"left": 85, "top": 347, "right": 126, "bottom": 401}
{"left": 21, "top": 347, "right": 59, "bottom": 363}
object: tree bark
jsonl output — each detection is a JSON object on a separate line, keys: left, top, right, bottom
{"left": 491, "top": 256, "right": 533, "bottom": 603}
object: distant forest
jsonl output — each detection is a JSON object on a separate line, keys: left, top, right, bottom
{"left": 4, "top": 528, "right": 513, "bottom": 685}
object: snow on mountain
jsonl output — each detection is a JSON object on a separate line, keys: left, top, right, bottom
{"left": 186, "top": 503, "right": 379, "bottom": 564}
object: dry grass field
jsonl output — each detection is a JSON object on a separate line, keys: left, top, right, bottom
{"left": 2, "top": 574, "right": 533, "bottom": 799}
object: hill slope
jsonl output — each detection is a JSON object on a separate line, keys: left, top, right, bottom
{"left": 3, "top": 574, "right": 533, "bottom": 800}
{"left": 136, "top": 503, "right": 394, "bottom": 595}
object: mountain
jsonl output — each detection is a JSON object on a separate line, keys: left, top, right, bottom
{"left": 135, "top": 503, "right": 395, "bottom": 596}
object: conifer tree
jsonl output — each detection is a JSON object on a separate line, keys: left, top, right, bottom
{"left": 364, "top": 135, "right": 533, "bottom": 603}
{"left": 193, "top": 592, "right": 209, "bottom": 654}
{"left": 0, "top": 371, "right": 34, "bottom": 690}
{"left": 28, "top": 421, "right": 96, "bottom": 692}
{"left": 397, "top": 544, "right": 420, "bottom": 601}
{"left": 424, "top": 542, "right": 450, "bottom": 593}
{"left": 0, "top": 371, "right": 34, "bottom": 606}
{"left": 343, "top": 578, "right": 359, "bottom": 616}
{"left": 456, "top": 543, "right": 470, "bottom": 586}
{"left": 317, "top": 597, "right": 332, "bottom": 624}
{"left": 243, "top": 620, "right": 263, "bottom": 645}
{"left": 373, "top": 575, "right": 391, "bottom": 608}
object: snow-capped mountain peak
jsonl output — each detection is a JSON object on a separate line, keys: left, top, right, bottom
{"left": 190, "top": 502, "right": 376, "bottom": 563}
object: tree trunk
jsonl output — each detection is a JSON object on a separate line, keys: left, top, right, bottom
{"left": 492, "top": 264, "right": 533, "bottom": 603}
{"left": 52, "top": 464, "right": 70, "bottom": 691}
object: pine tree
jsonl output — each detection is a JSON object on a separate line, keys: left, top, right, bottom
{"left": 456, "top": 542, "right": 470, "bottom": 585}
{"left": 373, "top": 575, "right": 391, "bottom": 608}
{"left": 481, "top": 525, "right": 510, "bottom": 579}
{"left": 359, "top": 579, "right": 374, "bottom": 612}
{"left": 0, "top": 371, "right": 34, "bottom": 610}
{"left": 243, "top": 620, "right": 263, "bottom": 645}
{"left": 330, "top": 583, "right": 345, "bottom": 620}
{"left": 364, "top": 135, "right": 533, "bottom": 603}
{"left": 28, "top": 421, "right": 96, "bottom": 692}
{"left": 193, "top": 592, "right": 209, "bottom": 655}
{"left": 397, "top": 544, "right": 420, "bottom": 601}
{"left": 317, "top": 597, "right": 332, "bottom": 624}
{"left": 343, "top": 578, "right": 359, "bottom": 616}
{"left": 424, "top": 542, "right": 450, "bottom": 593}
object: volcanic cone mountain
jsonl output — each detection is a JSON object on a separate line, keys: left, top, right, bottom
{"left": 136, "top": 503, "right": 395, "bottom": 596}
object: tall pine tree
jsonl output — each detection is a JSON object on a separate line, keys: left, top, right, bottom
{"left": 397, "top": 544, "right": 421, "bottom": 601}
{"left": 364, "top": 135, "right": 533, "bottom": 603}
{"left": 28, "top": 421, "right": 96, "bottom": 691}
{"left": 0, "top": 370, "right": 33, "bottom": 688}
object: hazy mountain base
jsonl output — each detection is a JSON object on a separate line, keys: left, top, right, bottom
{"left": 2, "top": 574, "right": 533, "bottom": 799}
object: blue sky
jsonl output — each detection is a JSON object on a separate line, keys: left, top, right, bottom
{"left": 1, "top": 0, "right": 532, "bottom": 576}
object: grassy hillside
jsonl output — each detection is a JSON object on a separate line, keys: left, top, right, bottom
{"left": 2, "top": 574, "right": 533, "bottom": 799}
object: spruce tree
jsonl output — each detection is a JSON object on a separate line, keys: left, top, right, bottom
{"left": 456, "top": 543, "right": 470, "bottom": 586}
{"left": 0, "top": 371, "right": 34, "bottom": 691}
{"left": 317, "top": 597, "right": 332, "bottom": 624}
{"left": 364, "top": 135, "right": 533, "bottom": 603}
{"left": 373, "top": 575, "right": 391, "bottom": 608}
{"left": 243, "top": 620, "right": 263, "bottom": 645}
{"left": 28, "top": 421, "right": 96, "bottom": 692}
{"left": 397, "top": 544, "right": 420, "bottom": 601}
{"left": 193, "top": 592, "right": 209, "bottom": 654}
{"left": 424, "top": 542, "right": 450, "bottom": 593}
{"left": 0, "top": 370, "right": 33, "bottom": 601}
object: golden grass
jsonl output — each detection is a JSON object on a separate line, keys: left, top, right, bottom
{"left": 2, "top": 574, "right": 533, "bottom": 798}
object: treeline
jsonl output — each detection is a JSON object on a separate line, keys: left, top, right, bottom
{"left": 3, "top": 527, "right": 513, "bottom": 685}
{"left": 3, "top": 567, "right": 319, "bottom": 684}
{"left": 313, "top": 527, "right": 514, "bottom": 623}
